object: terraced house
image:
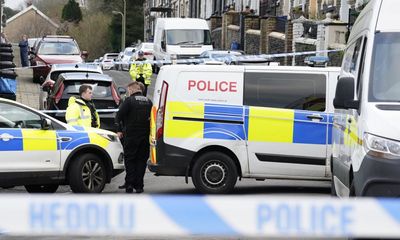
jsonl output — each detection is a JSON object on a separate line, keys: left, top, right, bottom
{"left": 143, "top": 0, "right": 370, "bottom": 66}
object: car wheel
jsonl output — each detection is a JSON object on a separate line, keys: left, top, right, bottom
{"left": 192, "top": 152, "right": 238, "bottom": 194}
{"left": 25, "top": 184, "right": 59, "bottom": 193}
{"left": 68, "top": 153, "right": 107, "bottom": 193}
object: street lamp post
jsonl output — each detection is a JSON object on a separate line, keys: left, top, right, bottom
{"left": 112, "top": 0, "right": 126, "bottom": 52}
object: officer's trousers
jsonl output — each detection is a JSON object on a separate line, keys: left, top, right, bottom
{"left": 123, "top": 136, "right": 149, "bottom": 189}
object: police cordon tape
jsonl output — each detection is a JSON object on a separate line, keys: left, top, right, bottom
{"left": 0, "top": 195, "right": 399, "bottom": 237}
{"left": 41, "top": 109, "right": 118, "bottom": 114}
{"left": 3, "top": 49, "right": 343, "bottom": 71}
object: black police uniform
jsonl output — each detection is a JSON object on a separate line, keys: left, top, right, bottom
{"left": 115, "top": 92, "right": 152, "bottom": 193}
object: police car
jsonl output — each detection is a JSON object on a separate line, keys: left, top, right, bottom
{"left": 0, "top": 98, "right": 124, "bottom": 193}
{"left": 149, "top": 65, "right": 340, "bottom": 194}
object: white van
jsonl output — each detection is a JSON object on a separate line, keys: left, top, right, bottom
{"left": 331, "top": 0, "right": 400, "bottom": 197}
{"left": 153, "top": 18, "right": 213, "bottom": 72}
{"left": 148, "top": 65, "right": 340, "bottom": 193}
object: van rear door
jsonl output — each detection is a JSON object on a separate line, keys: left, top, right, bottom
{"left": 244, "top": 71, "right": 329, "bottom": 178}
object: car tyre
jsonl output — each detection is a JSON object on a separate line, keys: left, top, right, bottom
{"left": 69, "top": 153, "right": 107, "bottom": 193}
{"left": 192, "top": 151, "right": 238, "bottom": 194}
{"left": 25, "top": 184, "right": 59, "bottom": 193}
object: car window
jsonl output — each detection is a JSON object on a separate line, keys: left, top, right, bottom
{"left": 38, "top": 41, "right": 80, "bottom": 55}
{"left": 244, "top": 72, "right": 327, "bottom": 112}
{"left": 0, "top": 102, "right": 42, "bottom": 129}
{"left": 63, "top": 82, "right": 112, "bottom": 99}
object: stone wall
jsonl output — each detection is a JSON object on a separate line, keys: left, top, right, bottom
{"left": 245, "top": 30, "right": 260, "bottom": 55}
{"left": 295, "top": 43, "right": 316, "bottom": 66}
{"left": 328, "top": 49, "right": 344, "bottom": 66}
{"left": 227, "top": 25, "right": 240, "bottom": 49}
{"left": 211, "top": 27, "right": 222, "bottom": 50}
{"left": 268, "top": 36, "right": 286, "bottom": 65}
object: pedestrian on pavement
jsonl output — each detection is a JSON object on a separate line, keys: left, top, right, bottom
{"left": 116, "top": 81, "right": 152, "bottom": 193}
{"left": 18, "top": 34, "right": 29, "bottom": 67}
{"left": 65, "top": 84, "right": 100, "bottom": 128}
{"left": 129, "top": 50, "right": 152, "bottom": 96}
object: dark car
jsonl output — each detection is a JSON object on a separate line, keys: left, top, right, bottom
{"left": 44, "top": 72, "right": 123, "bottom": 131}
{"left": 30, "top": 35, "right": 88, "bottom": 83}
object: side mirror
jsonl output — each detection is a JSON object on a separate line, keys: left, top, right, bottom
{"left": 161, "top": 41, "right": 166, "bottom": 50}
{"left": 118, "top": 87, "right": 127, "bottom": 95}
{"left": 41, "top": 118, "right": 51, "bottom": 130}
{"left": 333, "top": 76, "right": 359, "bottom": 109}
{"left": 81, "top": 50, "right": 89, "bottom": 59}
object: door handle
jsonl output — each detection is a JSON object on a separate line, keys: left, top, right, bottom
{"left": 60, "top": 137, "right": 72, "bottom": 142}
{"left": 0, "top": 133, "right": 14, "bottom": 141}
{"left": 306, "top": 115, "right": 323, "bottom": 121}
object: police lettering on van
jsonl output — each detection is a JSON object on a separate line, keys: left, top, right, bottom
{"left": 149, "top": 65, "right": 340, "bottom": 194}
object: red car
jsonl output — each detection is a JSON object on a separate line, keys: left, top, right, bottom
{"left": 30, "top": 35, "right": 88, "bottom": 83}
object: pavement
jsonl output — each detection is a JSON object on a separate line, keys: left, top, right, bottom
{"left": 15, "top": 68, "right": 40, "bottom": 109}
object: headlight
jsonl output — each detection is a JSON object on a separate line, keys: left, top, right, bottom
{"left": 363, "top": 133, "right": 400, "bottom": 159}
{"left": 99, "top": 133, "right": 118, "bottom": 142}
{"left": 36, "top": 61, "right": 46, "bottom": 66}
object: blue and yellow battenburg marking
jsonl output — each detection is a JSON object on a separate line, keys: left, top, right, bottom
{"left": 0, "top": 126, "right": 109, "bottom": 151}
{"left": 165, "top": 102, "right": 332, "bottom": 144}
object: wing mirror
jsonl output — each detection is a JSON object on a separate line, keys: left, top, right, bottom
{"left": 118, "top": 87, "right": 127, "bottom": 95}
{"left": 161, "top": 41, "right": 166, "bottom": 50}
{"left": 41, "top": 118, "right": 51, "bottom": 130}
{"left": 333, "top": 76, "right": 359, "bottom": 109}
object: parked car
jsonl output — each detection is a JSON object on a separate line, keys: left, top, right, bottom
{"left": 0, "top": 97, "right": 124, "bottom": 193}
{"left": 135, "top": 42, "right": 154, "bottom": 62}
{"left": 44, "top": 72, "right": 124, "bottom": 131}
{"left": 199, "top": 50, "right": 243, "bottom": 65}
{"left": 40, "top": 63, "right": 103, "bottom": 110}
{"left": 29, "top": 35, "right": 88, "bottom": 83}
{"left": 100, "top": 53, "right": 119, "bottom": 70}
{"left": 120, "top": 47, "right": 136, "bottom": 71}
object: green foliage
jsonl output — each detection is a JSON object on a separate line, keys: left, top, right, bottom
{"left": 62, "top": 0, "right": 83, "bottom": 23}
{"left": 106, "top": 0, "right": 144, "bottom": 51}
{"left": 3, "top": 7, "right": 18, "bottom": 19}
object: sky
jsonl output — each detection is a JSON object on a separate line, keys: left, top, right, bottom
{"left": 4, "top": 0, "right": 26, "bottom": 10}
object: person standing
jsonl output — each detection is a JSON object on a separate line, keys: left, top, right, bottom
{"left": 65, "top": 85, "right": 100, "bottom": 128}
{"left": 116, "top": 81, "right": 152, "bottom": 193}
{"left": 18, "top": 35, "right": 29, "bottom": 67}
{"left": 129, "top": 50, "right": 152, "bottom": 96}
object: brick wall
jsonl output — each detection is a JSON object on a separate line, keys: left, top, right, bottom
{"left": 269, "top": 36, "right": 286, "bottom": 65}
{"left": 227, "top": 25, "right": 240, "bottom": 49}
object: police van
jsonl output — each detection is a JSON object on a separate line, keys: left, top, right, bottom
{"left": 148, "top": 65, "right": 340, "bottom": 193}
{"left": 332, "top": 0, "right": 400, "bottom": 197}
{"left": 0, "top": 98, "right": 124, "bottom": 193}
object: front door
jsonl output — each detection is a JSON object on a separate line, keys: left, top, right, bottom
{"left": 0, "top": 102, "right": 61, "bottom": 174}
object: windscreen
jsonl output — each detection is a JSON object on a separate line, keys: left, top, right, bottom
{"left": 38, "top": 41, "right": 80, "bottom": 55}
{"left": 63, "top": 82, "right": 112, "bottom": 99}
{"left": 166, "top": 30, "right": 211, "bottom": 45}
{"left": 370, "top": 32, "right": 400, "bottom": 102}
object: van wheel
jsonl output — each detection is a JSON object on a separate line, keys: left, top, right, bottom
{"left": 192, "top": 152, "right": 238, "bottom": 194}
{"left": 68, "top": 153, "right": 107, "bottom": 193}
{"left": 25, "top": 184, "right": 59, "bottom": 193}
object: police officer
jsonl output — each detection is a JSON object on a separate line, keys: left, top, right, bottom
{"left": 116, "top": 81, "right": 152, "bottom": 193}
{"left": 129, "top": 50, "right": 152, "bottom": 96}
{"left": 65, "top": 85, "right": 100, "bottom": 128}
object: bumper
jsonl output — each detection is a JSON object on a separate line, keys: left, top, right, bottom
{"left": 147, "top": 141, "right": 195, "bottom": 176}
{"left": 354, "top": 154, "right": 400, "bottom": 196}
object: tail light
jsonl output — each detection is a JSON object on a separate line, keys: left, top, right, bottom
{"left": 111, "top": 83, "right": 120, "bottom": 105}
{"left": 144, "top": 52, "right": 152, "bottom": 56}
{"left": 156, "top": 81, "right": 168, "bottom": 140}
{"left": 54, "top": 83, "right": 64, "bottom": 104}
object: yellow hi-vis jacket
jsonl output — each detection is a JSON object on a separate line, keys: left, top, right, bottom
{"left": 65, "top": 97, "right": 100, "bottom": 128}
{"left": 129, "top": 58, "right": 152, "bottom": 85}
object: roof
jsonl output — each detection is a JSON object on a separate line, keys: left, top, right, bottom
{"left": 6, "top": 5, "right": 60, "bottom": 29}
{"left": 156, "top": 18, "right": 209, "bottom": 29}
{"left": 52, "top": 63, "right": 102, "bottom": 72}
{"left": 59, "top": 73, "right": 112, "bottom": 82}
